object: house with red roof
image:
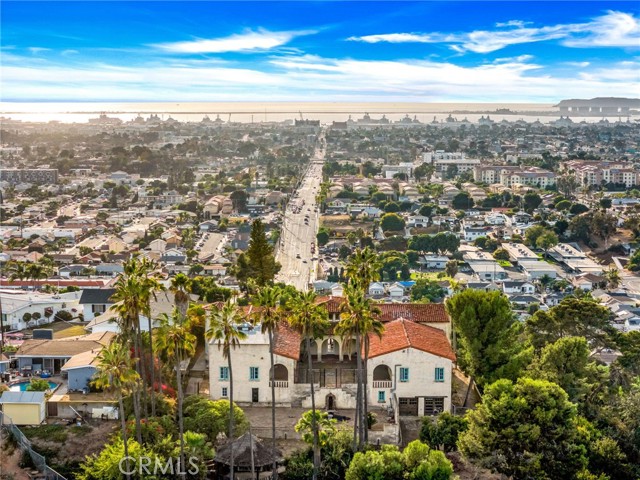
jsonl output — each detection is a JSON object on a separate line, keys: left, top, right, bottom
{"left": 207, "top": 300, "right": 455, "bottom": 417}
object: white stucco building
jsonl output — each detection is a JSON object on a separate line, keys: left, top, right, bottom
{"left": 207, "top": 300, "right": 456, "bottom": 417}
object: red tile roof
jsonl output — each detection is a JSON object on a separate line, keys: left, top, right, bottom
{"left": 367, "top": 318, "right": 456, "bottom": 361}
{"left": 273, "top": 322, "right": 301, "bottom": 361}
{"left": 316, "top": 297, "right": 449, "bottom": 323}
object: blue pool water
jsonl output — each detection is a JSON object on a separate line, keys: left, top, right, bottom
{"left": 10, "top": 381, "right": 58, "bottom": 392}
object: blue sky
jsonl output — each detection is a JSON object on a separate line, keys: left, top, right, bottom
{"left": 1, "top": 1, "right": 639, "bottom": 102}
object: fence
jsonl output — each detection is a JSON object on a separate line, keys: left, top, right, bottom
{"left": 0, "top": 411, "right": 67, "bottom": 480}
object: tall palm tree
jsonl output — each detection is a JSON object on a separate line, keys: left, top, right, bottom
{"left": 93, "top": 341, "right": 139, "bottom": 479}
{"left": 206, "top": 300, "right": 247, "bottom": 479}
{"left": 111, "top": 262, "right": 146, "bottom": 443}
{"left": 288, "top": 290, "right": 329, "bottom": 480}
{"left": 252, "top": 285, "right": 283, "bottom": 479}
{"left": 171, "top": 273, "right": 192, "bottom": 317}
{"left": 155, "top": 309, "right": 196, "bottom": 479}
{"left": 137, "top": 259, "right": 165, "bottom": 416}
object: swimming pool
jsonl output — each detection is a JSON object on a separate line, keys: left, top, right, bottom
{"left": 9, "top": 381, "right": 58, "bottom": 392}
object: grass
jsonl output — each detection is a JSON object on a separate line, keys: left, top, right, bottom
{"left": 53, "top": 325, "right": 87, "bottom": 339}
{"left": 410, "top": 271, "right": 455, "bottom": 282}
{"left": 69, "top": 425, "right": 93, "bottom": 436}
{"left": 497, "top": 260, "right": 513, "bottom": 267}
{"left": 23, "top": 425, "right": 68, "bottom": 443}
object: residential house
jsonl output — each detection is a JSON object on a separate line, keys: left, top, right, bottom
{"left": 14, "top": 331, "right": 115, "bottom": 374}
{"left": 79, "top": 288, "right": 116, "bottom": 321}
{"left": 502, "top": 281, "right": 536, "bottom": 295}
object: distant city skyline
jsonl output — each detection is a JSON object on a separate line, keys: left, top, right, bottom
{"left": 1, "top": 1, "right": 639, "bottom": 102}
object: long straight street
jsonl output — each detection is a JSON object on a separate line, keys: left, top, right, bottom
{"left": 275, "top": 139, "right": 325, "bottom": 290}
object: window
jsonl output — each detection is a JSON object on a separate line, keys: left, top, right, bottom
{"left": 400, "top": 367, "right": 409, "bottom": 382}
{"left": 435, "top": 367, "right": 445, "bottom": 382}
{"left": 219, "top": 367, "right": 229, "bottom": 381}
{"left": 250, "top": 367, "right": 259, "bottom": 381}
{"left": 378, "top": 391, "right": 386, "bottom": 403}
{"left": 221, "top": 387, "right": 228, "bottom": 398}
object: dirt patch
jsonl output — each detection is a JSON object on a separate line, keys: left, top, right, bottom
{"left": 1, "top": 430, "right": 31, "bottom": 480}
{"left": 26, "top": 420, "right": 117, "bottom": 474}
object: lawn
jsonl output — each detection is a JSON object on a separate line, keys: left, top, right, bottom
{"left": 53, "top": 324, "right": 87, "bottom": 339}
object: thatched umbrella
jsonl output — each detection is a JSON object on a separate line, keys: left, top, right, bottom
{"left": 214, "top": 433, "right": 284, "bottom": 479}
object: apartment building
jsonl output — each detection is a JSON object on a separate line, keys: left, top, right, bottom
{"left": 423, "top": 151, "right": 481, "bottom": 174}
{"left": 473, "top": 165, "right": 556, "bottom": 188}
{"left": 0, "top": 168, "right": 59, "bottom": 185}
{"left": 565, "top": 160, "right": 640, "bottom": 188}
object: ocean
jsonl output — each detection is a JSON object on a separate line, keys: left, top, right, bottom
{"left": 0, "top": 102, "right": 632, "bottom": 124}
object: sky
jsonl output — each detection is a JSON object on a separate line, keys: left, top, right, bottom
{"left": 1, "top": 1, "right": 639, "bottom": 103}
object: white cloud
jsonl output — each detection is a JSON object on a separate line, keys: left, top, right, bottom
{"left": 1, "top": 52, "right": 638, "bottom": 102}
{"left": 563, "top": 11, "right": 640, "bottom": 47}
{"left": 28, "top": 47, "right": 51, "bottom": 54}
{"left": 346, "top": 33, "right": 443, "bottom": 44}
{"left": 152, "top": 29, "right": 314, "bottom": 54}
{"left": 347, "top": 10, "right": 640, "bottom": 53}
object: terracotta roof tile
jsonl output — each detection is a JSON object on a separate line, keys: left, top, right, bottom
{"left": 316, "top": 296, "right": 449, "bottom": 323}
{"left": 273, "top": 322, "right": 301, "bottom": 360}
{"left": 367, "top": 318, "right": 456, "bottom": 361}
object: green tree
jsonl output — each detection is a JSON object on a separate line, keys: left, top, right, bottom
{"left": 316, "top": 228, "right": 330, "bottom": 246}
{"left": 245, "top": 218, "right": 281, "bottom": 287}
{"left": 411, "top": 279, "right": 445, "bottom": 302}
{"left": 25, "top": 378, "right": 51, "bottom": 392}
{"left": 537, "top": 231, "right": 559, "bottom": 256}
{"left": 570, "top": 203, "right": 590, "bottom": 215}
{"left": 528, "top": 336, "right": 604, "bottom": 405}
{"left": 288, "top": 290, "right": 329, "bottom": 480}
{"left": 446, "top": 289, "right": 529, "bottom": 389}
{"left": 155, "top": 309, "right": 197, "bottom": 476}
{"left": 445, "top": 260, "right": 458, "bottom": 278}
{"left": 294, "top": 410, "right": 337, "bottom": 450}
{"left": 452, "top": 192, "right": 474, "bottom": 210}
{"left": 525, "top": 224, "right": 548, "bottom": 248}
{"left": 253, "top": 285, "right": 284, "bottom": 479}
{"left": 206, "top": 300, "right": 248, "bottom": 478}
{"left": 77, "top": 437, "right": 164, "bottom": 480}
{"left": 345, "top": 441, "right": 453, "bottom": 480}
{"left": 525, "top": 297, "right": 617, "bottom": 350}
{"left": 420, "top": 412, "right": 468, "bottom": 452}
{"left": 492, "top": 248, "right": 510, "bottom": 261}
{"left": 523, "top": 192, "right": 542, "bottom": 212}
{"left": 92, "top": 341, "right": 140, "bottom": 477}
{"left": 459, "top": 378, "right": 589, "bottom": 480}
{"left": 380, "top": 213, "right": 405, "bottom": 232}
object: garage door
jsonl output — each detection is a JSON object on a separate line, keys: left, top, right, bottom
{"left": 424, "top": 397, "right": 445, "bottom": 416}
{"left": 398, "top": 397, "right": 418, "bottom": 416}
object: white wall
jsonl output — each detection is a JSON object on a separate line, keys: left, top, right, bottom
{"left": 367, "top": 348, "right": 452, "bottom": 414}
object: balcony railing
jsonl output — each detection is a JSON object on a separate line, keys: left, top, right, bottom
{"left": 373, "top": 380, "right": 392, "bottom": 389}
{"left": 269, "top": 380, "right": 289, "bottom": 388}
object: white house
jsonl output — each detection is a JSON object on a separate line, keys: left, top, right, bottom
{"left": 502, "top": 281, "right": 535, "bottom": 295}
{"left": 208, "top": 301, "right": 455, "bottom": 416}
{"left": 0, "top": 290, "right": 80, "bottom": 331}
{"left": 419, "top": 255, "right": 448, "bottom": 270}
{"left": 368, "top": 282, "right": 385, "bottom": 297}
{"left": 388, "top": 283, "right": 405, "bottom": 299}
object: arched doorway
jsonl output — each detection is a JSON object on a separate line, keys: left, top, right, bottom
{"left": 271, "top": 364, "right": 289, "bottom": 387}
{"left": 321, "top": 338, "right": 339, "bottom": 361}
{"left": 326, "top": 393, "right": 336, "bottom": 410}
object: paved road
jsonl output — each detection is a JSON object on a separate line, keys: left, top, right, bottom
{"left": 197, "top": 232, "right": 225, "bottom": 261}
{"left": 276, "top": 137, "right": 325, "bottom": 291}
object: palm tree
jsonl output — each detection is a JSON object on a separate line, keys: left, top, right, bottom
{"left": 604, "top": 267, "right": 621, "bottom": 290}
{"left": 92, "top": 341, "right": 139, "bottom": 478}
{"left": 26, "top": 263, "right": 50, "bottom": 290}
{"left": 110, "top": 262, "right": 146, "bottom": 443}
{"left": 252, "top": 285, "right": 283, "bottom": 479}
{"left": 206, "top": 300, "right": 247, "bottom": 479}
{"left": 155, "top": 309, "right": 196, "bottom": 479}
{"left": 8, "top": 262, "right": 29, "bottom": 283}
{"left": 336, "top": 283, "right": 383, "bottom": 449}
{"left": 137, "top": 259, "right": 165, "bottom": 416}
{"left": 345, "top": 247, "right": 381, "bottom": 291}
{"left": 288, "top": 290, "right": 329, "bottom": 480}
{"left": 171, "top": 273, "right": 192, "bottom": 317}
